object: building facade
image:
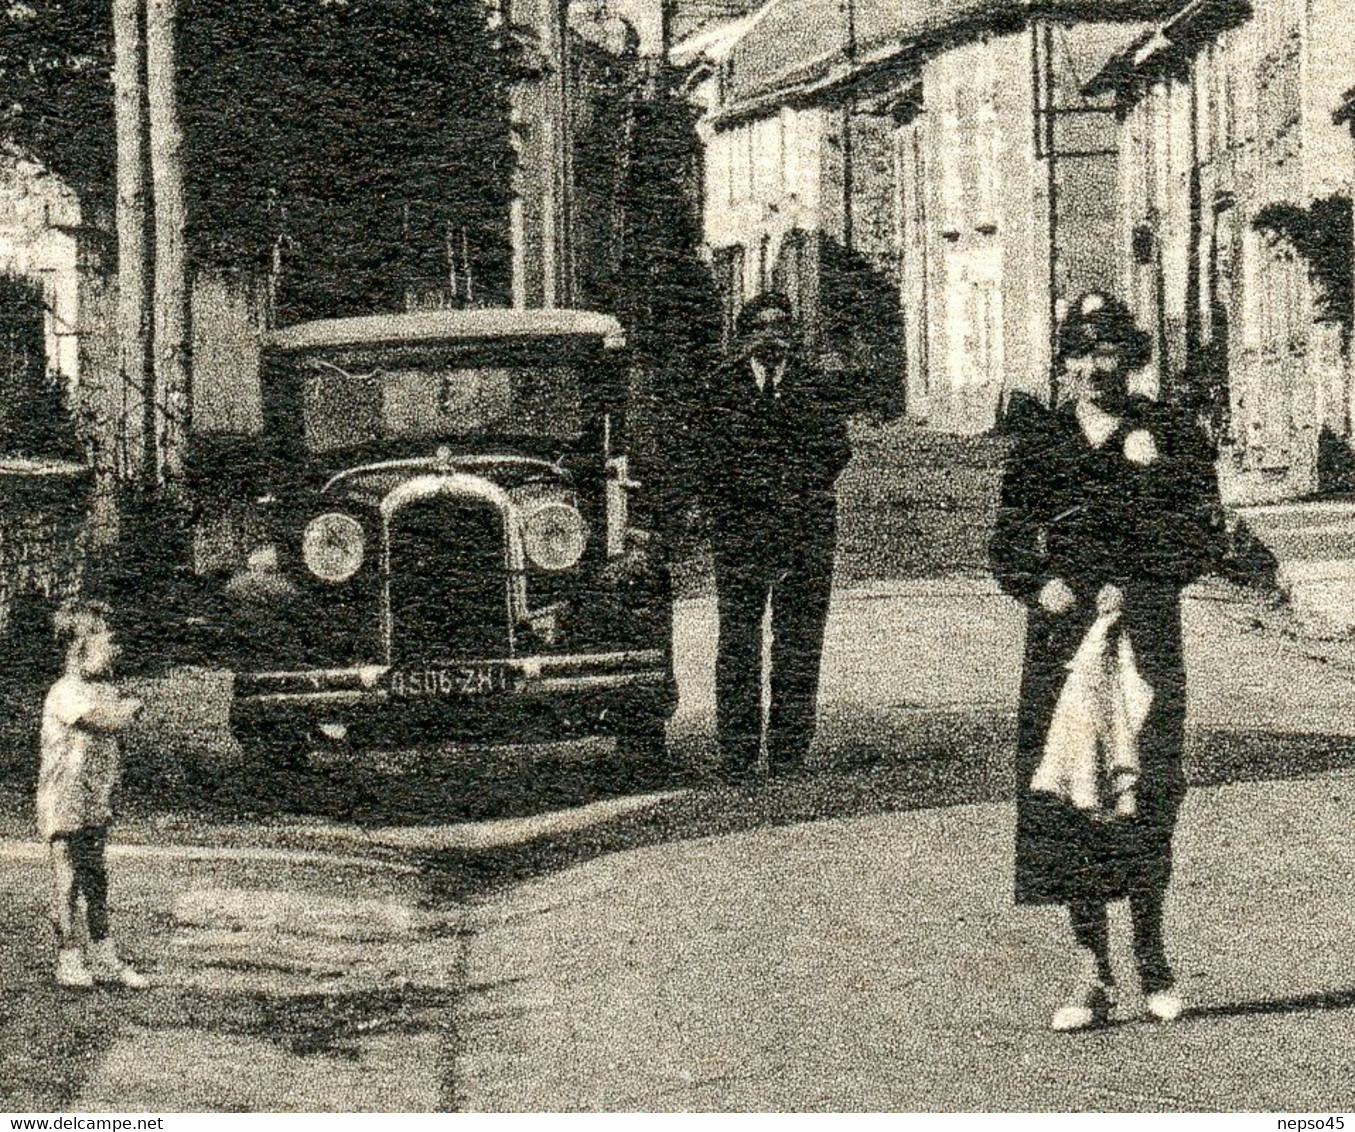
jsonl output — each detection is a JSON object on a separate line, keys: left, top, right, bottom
{"left": 890, "top": 24, "right": 1139, "bottom": 433}
{"left": 683, "top": 0, "right": 1158, "bottom": 435}
{"left": 676, "top": 1, "right": 1174, "bottom": 575}
{"left": 0, "top": 156, "right": 102, "bottom": 641}
{"left": 1092, "top": 0, "right": 1355, "bottom": 506}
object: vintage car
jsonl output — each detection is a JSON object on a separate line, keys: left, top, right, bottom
{"left": 191, "top": 308, "right": 676, "bottom": 766}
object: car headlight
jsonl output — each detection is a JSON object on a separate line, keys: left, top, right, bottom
{"left": 302, "top": 513, "right": 365, "bottom": 583}
{"left": 522, "top": 502, "right": 588, "bottom": 571}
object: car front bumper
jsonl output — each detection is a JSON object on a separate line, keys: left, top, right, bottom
{"left": 231, "top": 648, "right": 677, "bottom": 746}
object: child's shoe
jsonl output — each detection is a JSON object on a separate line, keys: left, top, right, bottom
{"left": 55, "top": 947, "right": 94, "bottom": 989}
{"left": 87, "top": 939, "right": 150, "bottom": 989}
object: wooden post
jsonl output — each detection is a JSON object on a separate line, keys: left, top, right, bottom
{"left": 112, "top": 0, "right": 150, "bottom": 483}
{"left": 146, "top": 0, "right": 191, "bottom": 492}
{"left": 507, "top": 0, "right": 572, "bottom": 309}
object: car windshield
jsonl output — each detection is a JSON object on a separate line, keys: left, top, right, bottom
{"left": 299, "top": 359, "right": 584, "bottom": 453}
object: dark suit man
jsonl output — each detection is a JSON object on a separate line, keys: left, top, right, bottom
{"left": 693, "top": 292, "right": 853, "bottom": 778}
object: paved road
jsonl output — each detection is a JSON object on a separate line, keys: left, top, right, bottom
{"left": 445, "top": 583, "right": 1355, "bottom": 1110}
{"left": 3, "top": 580, "right": 1355, "bottom": 1110}
{"left": 0, "top": 845, "right": 458, "bottom": 1111}
{"left": 453, "top": 775, "right": 1355, "bottom": 1111}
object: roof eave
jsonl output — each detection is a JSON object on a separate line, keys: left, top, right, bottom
{"left": 709, "top": 0, "right": 1175, "bottom": 121}
{"left": 266, "top": 310, "right": 626, "bottom": 354}
{"left": 1083, "top": 0, "right": 1252, "bottom": 98}
{"left": 669, "top": 14, "right": 757, "bottom": 66}
{"left": 708, "top": 49, "right": 854, "bottom": 128}
{"left": 708, "top": 28, "right": 965, "bottom": 129}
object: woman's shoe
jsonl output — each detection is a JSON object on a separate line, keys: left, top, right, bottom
{"left": 1050, "top": 980, "right": 1115, "bottom": 1032}
{"left": 1145, "top": 988, "right": 1184, "bottom": 1022}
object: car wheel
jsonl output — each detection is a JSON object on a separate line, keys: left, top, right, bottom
{"left": 233, "top": 719, "right": 311, "bottom": 773}
{"left": 613, "top": 715, "right": 670, "bottom": 786}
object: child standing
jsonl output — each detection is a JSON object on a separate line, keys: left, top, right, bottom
{"left": 37, "top": 601, "right": 148, "bottom": 989}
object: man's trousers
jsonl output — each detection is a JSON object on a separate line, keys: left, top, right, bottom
{"left": 711, "top": 506, "right": 836, "bottom": 772}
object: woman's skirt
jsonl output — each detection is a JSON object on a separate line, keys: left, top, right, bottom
{"left": 1013, "top": 598, "right": 1188, "bottom": 906}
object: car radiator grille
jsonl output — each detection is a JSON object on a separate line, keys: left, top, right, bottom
{"left": 386, "top": 497, "right": 512, "bottom": 660}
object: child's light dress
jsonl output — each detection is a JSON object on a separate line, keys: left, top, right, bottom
{"left": 36, "top": 676, "right": 132, "bottom": 840}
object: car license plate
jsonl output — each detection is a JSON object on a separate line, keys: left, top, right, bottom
{"left": 389, "top": 664, "right": 513, "bottom": 698}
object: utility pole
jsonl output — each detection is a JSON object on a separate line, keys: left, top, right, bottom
{"left": 112, "top": 0, "right": 150, "bottom": 485}
{"left": 146, "top": 0, "right": 191, "bottom": 493}
{"left": 659, "top": 0, "right": 675, "bottom": 67}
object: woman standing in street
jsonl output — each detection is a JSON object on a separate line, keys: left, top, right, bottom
{"left": 989, "top": 292, "right": 1224, "bottom": 1031}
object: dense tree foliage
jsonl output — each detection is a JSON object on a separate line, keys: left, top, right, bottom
{"left": 181, "top": 0, "right": 519, "bottom": 320}
{"left": 0, "top": 0, "right": 519, "bottom": 320}
{"left": 0, "top": 0, "right": 115, "bottom": 219}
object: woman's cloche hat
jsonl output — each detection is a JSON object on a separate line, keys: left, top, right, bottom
{"left": 1057, "top": 291, "right": 1153, "bottom": 371}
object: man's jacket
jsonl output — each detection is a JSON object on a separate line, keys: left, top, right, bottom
{"left": 688, "top": 353, "right": 854, "bottom": 535}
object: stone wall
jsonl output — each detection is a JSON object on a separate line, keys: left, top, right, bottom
{"left": 0, "top": 464, "right": 91, "bottom": 761}
{"left": 0, "top": 466, "right": 89, "bottom": 618}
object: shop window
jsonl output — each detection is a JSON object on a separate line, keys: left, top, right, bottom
{"left": 712, "top": 244, "right": 745, "bottom": 347}
{"left": 727, "top": 128, "right": 749, "bottom": 207}
{"left": 773, "top": 229, "right": 812, "bottom": 320}
{"left": 753, "top": 115, "right": 782, "bottom": 203}
{"left": 944, "top": 244, "right": 1003, "bottom": 392}
{"left": 745, "top": 126, "right": 756, "bottom": 202}
{"left": 1240, "top": 226, "right": 1265, "bottom": 350}
{"left": 899, "top": 123, "right": 930, "bottom": 398}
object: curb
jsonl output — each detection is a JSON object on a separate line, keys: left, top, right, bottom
{"left": 0, "top": 837, "right": 420, "bottom": 873}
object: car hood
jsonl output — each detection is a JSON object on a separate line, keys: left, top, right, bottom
{"left": 317, "top": 450, "right": 573, "bottom": 510}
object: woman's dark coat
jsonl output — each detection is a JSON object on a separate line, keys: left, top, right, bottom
{"left": 989, "top": 394, "right": 1224, "bottom": 905}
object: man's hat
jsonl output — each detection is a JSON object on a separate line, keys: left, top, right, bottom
{"left": 1057, "top": 291, "right": 1152, "bottom": 370}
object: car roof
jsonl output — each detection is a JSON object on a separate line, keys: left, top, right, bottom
{"left": 265, "top": 309, "right": 625, "bottom": 353}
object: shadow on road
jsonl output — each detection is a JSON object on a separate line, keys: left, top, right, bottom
{"left": 106, "top": 704, "right": 1017, "bottom": 830}
{"left": 106, "top": 691, "right": 1355, "bottom": 816}
{"left": 0, "top": 862, "right": 462, "bottom": 1109}
{"left": 1188, "top": 987, "right": 1355, "bottom": 1023}
{"left": 140, "top": 983, "right": 458, "bottom": 1059}
{"left": 6, "top": 695, "right": 1355, "bottom": 1109}
{"left": 0, "top": 972, "right": 458, "bottom": 1109}
{"left": 1190, "top": 729, "right": 1355, "bottom": 787}
{"left": 6, "top": 670, "right": 1355, "bottom": 906}
{"left": 386, "top": 717, "right": 1355, "bottom": 906}
{"left": 0, "top": 971, "right": 123, "bottom": 1111}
